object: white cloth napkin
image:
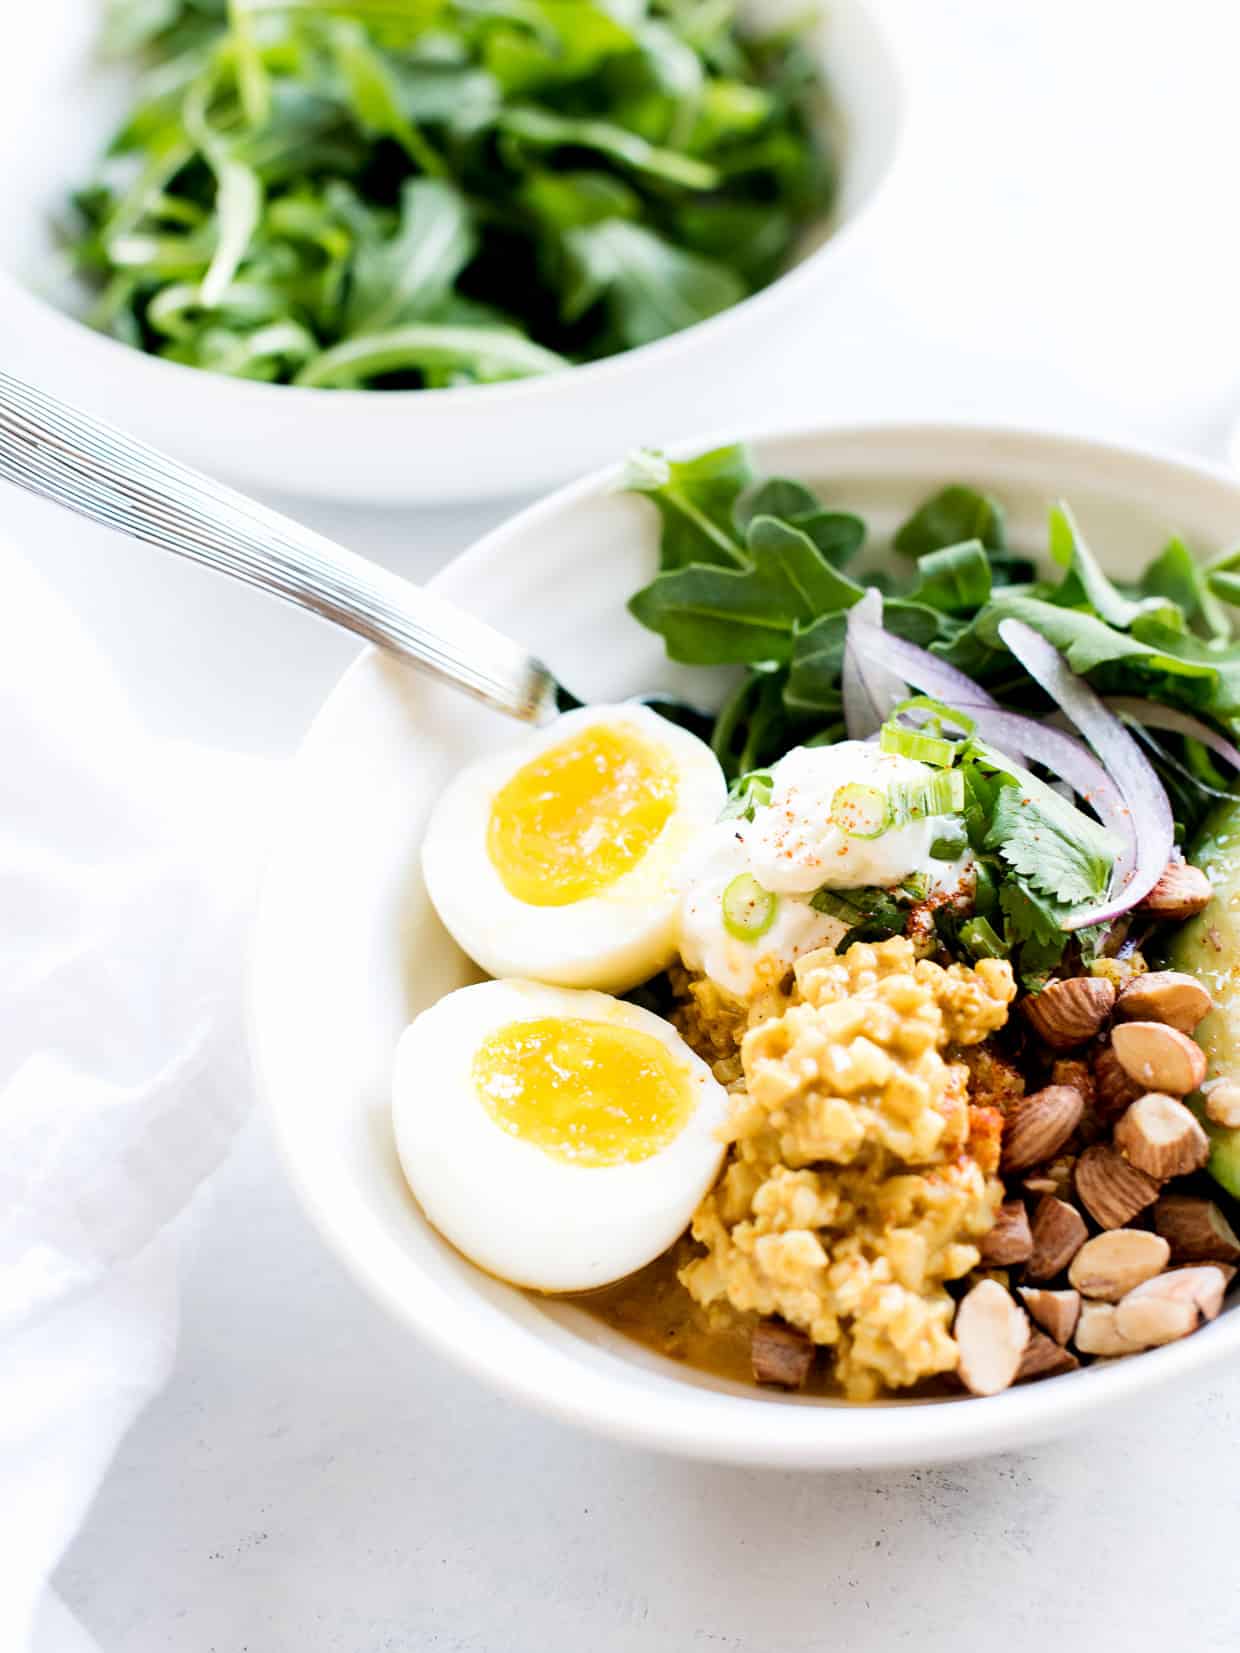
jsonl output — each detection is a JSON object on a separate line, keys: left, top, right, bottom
{"left": 0, "top": 538, "right": 269, "bottom": 1651}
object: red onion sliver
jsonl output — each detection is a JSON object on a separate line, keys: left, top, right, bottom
{"left": 998, "top": 619, "right": 1174, "bottom": 929}
{"left": 1103, "top": 697, "right": 1240, "bottom": 773}
{"left": 847, "top": 611, "right": 1004, "bottom": 711}
{"left": 842, "top": 591, "right": 907, "bottom": 738}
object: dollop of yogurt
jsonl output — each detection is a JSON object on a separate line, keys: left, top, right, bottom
{"left": 746, "top": 742, "right": 945, "bottom": 894}
{"left": 677, "top": 741, "right": 966, "bottom": 1000}
{"left": 678, "top": 821, "right": 848, "bottom": 999}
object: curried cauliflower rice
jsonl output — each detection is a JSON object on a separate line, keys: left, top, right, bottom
{"left": 671, "top": 938, "right": 1014, "bottom": 1399}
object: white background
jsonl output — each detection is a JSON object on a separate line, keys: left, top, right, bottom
{"left": 11, "top": 0, "right": 1240, "bottom": 1646}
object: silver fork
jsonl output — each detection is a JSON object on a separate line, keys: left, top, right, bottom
{"left": 0, "top": 370, "right": 572, "bottom": 723}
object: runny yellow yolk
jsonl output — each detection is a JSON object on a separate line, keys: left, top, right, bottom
{"left": 472, "top": 1017, "right": 694, "bottom": 1167}
{"left": 486, "top": 724, "right": 677, "bottom": 906}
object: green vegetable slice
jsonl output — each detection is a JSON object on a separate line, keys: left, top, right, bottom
{"left": 721, "top": 874, "right": 779, "bottom": 942}
{"left": 880, "top": 724, "right": 955, "bottom": 768}
{"left": 829, "top": 783, "right": 889, "bottom": 840}
{"left": 890, "top": 769, "right": 965, "bottom": 823}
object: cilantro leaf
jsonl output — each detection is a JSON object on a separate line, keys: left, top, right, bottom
{"left": 983, "top": 770, "right": 1117, "bottom": 906}
{"left": 720, "top": 768, "right": 774, "bottom": 822}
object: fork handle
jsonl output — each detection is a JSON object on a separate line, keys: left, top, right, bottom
{"left": 0, "top": 371, "right": 560, "bottom": 723}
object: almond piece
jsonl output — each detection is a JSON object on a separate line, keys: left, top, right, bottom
{"left": 1021, "top": 977, "right": 1116, "bottom": 1050}
{"left": 1027, "top": 1195, "right": 1089, "bottom": 1280}
{"left": 1093, "top": 1042, "right": 1144, "bottom": 1123}
{"left": 1110, "top": 1022, "right": 1206, "bottom": 1097}
{"left": 1000, "top": 1084, "right": 1085, "bottom": 1175}
{"left": 751, "top": 1320, "right": 815, "bottom": 1389}
{"left": 1153, "top": 1195, "right": 1240, "bottom": 1264}
{"left": 1115, "top": 971, "right": 1213, "bottom": 1034}
{"left": 1113, "top": 1092, "right": 1210, "bottom": 1180}
{"left": 1074, "top": 1301, "right": 1143, "bottom": 1357}
{"left": 1074, "top": 1144, "right": 1160, "bottom": 1229}
{"left": 1016, "top": 1329, "right": 1080, "bottom": 1381}
{"left": 1067, "top": 1229, "right": 1170, "bottom": 1300}
{"left": 1113, "top": 1293, "right": 1199, "bottom": 1347}
{"left": 1121, "top": 1264, "right": 1232, "bottom": 1323}
{"left": 1017, "top": 1286, "right": 1081, "bottom": 1345}
{"left": 977, "top": 1200, "right": 1033, "bottom": 1266}
{"left": 1138, "top": 860, "right": 1213, "bottom": 920}
{"left": 954, "top": 1279, "right": 1030, "bottom": 1396}
{"left": 1203, "top": 1079, "right": 1240, "bottom": 1129}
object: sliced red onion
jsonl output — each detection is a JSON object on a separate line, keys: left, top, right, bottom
{"left": 1103, "top": 697, "right": 1240, "bottom": 773}
{"left": 998, "top": 619, "right": 1174, "bottom": 929}
{"left": 847, "top": 609, "right": 1004, "bottom": 712}
{"left": 843, "top": 591, "right": 907, "bottom": 737}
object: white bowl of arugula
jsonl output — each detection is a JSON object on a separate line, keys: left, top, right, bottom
{"left": 251, "top": 421, "right": 1240, "bottom": 1466}
{"left": 0, "top": 0, "right": 904, "bottom": 504}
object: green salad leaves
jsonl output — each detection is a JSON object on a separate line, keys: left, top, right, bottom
{"left": 71, "top": 0, "right": 834, "bottom": 386}
{"left": 626, "top": 443, "right": 1240, "bottom": 983}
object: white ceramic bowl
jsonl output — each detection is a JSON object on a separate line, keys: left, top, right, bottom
{"left": 250, "top": 421, "right": 1240, "bottom": 1468}
{"left": 0, "top": 0, "right": 905, "bottom": 506}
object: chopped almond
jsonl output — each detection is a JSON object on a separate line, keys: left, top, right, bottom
{"left": 1113, "top": 1092, "right": 1210, "bottom": 1180}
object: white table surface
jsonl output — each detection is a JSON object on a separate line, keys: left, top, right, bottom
{"left": 16, "top": 0, "right": 1240, "bottom": 1646}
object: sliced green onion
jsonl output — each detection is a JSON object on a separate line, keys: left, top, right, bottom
{"left": 881, "top": 724, "right": 956, "bottom": 768}
{"left": 721, "top": 874, "right": 779, "bottom": 941}
{"left": 929, "top": 821, "right": 969, "bottom": 860}
{"left": 829, "top": 782, "right": 890, "bottom": 840}
{"left": 890, "top": 769, "right": 965, "bottom": 823}
{"left": 958, "top": 916, "right": 1009, "bottom": 960}
{"left": 891, "top": 696, "right": 977, "bottom": 737}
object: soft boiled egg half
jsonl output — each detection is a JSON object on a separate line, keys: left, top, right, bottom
{"left": 421, "top": 704, "right": 726, "bottom": 993}
{"left": 393, "top": 980, "right": 729, "bottom": 1291}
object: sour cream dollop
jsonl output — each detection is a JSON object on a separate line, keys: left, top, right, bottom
{"left": 745, "top": 742, "right": 947, "bottom": 894}
{"left": 678, "top": 741, "right": 966, "bottom": 999}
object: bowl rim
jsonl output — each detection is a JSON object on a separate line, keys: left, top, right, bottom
{"left": 251, "top": 417, "right": 1240, "bottom": 1467}
{"left": 0, "top": 0, "right": 906, "bottom": 421}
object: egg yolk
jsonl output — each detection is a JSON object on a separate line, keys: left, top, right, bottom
{"left": 486, "top": 724, "right": 676, "bottom": 906}
{"left": 473, "top": 1017, "right": 694, "bottom": 1167}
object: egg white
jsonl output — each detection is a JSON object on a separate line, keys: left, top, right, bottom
{"left": 420, "top": 704, "right": 727, "bottom": 993}
{"left": 392, "top": 979, "right": 729, "bottom": 1292}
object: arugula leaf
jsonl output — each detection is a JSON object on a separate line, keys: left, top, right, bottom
{"left": 344, "top": 178, "right": 473, "bottom": 332}
{"left": 1141, "top": 537, "right": 1230, "bottom": 640}
{"left": 623, "top": 445, "right": 752, "bottom": 571}
{"left": 560, "top": 221, "right": 744, "bottom": 350}
{"left": 331, "top": 20, "right": 446, "bottom": 176}
{"left": 73, "top": 1, "right": 835, "bottom": 386}
{"left": 710, "top": 665, "right": 795, "bottom": 779}
{"left": 1046, "top": 502, "right": 1173, "bottom": 630}
{"left": 734, "top": 476, "right": 822, "bottom": 532}
{"left": 627, "top": 515, "right": 862, "bottom": 665}
{"left": 893, "top": 485, "right": 1007, "bottom": 559}
{"left": 913, "top": 540, "right": 992, "bottom": 614}
{"left": 498, "top": 105, "right": 721, "bottom": 191}
{"left": 974, "top": 593, "right": 1220, "bottom": 681}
